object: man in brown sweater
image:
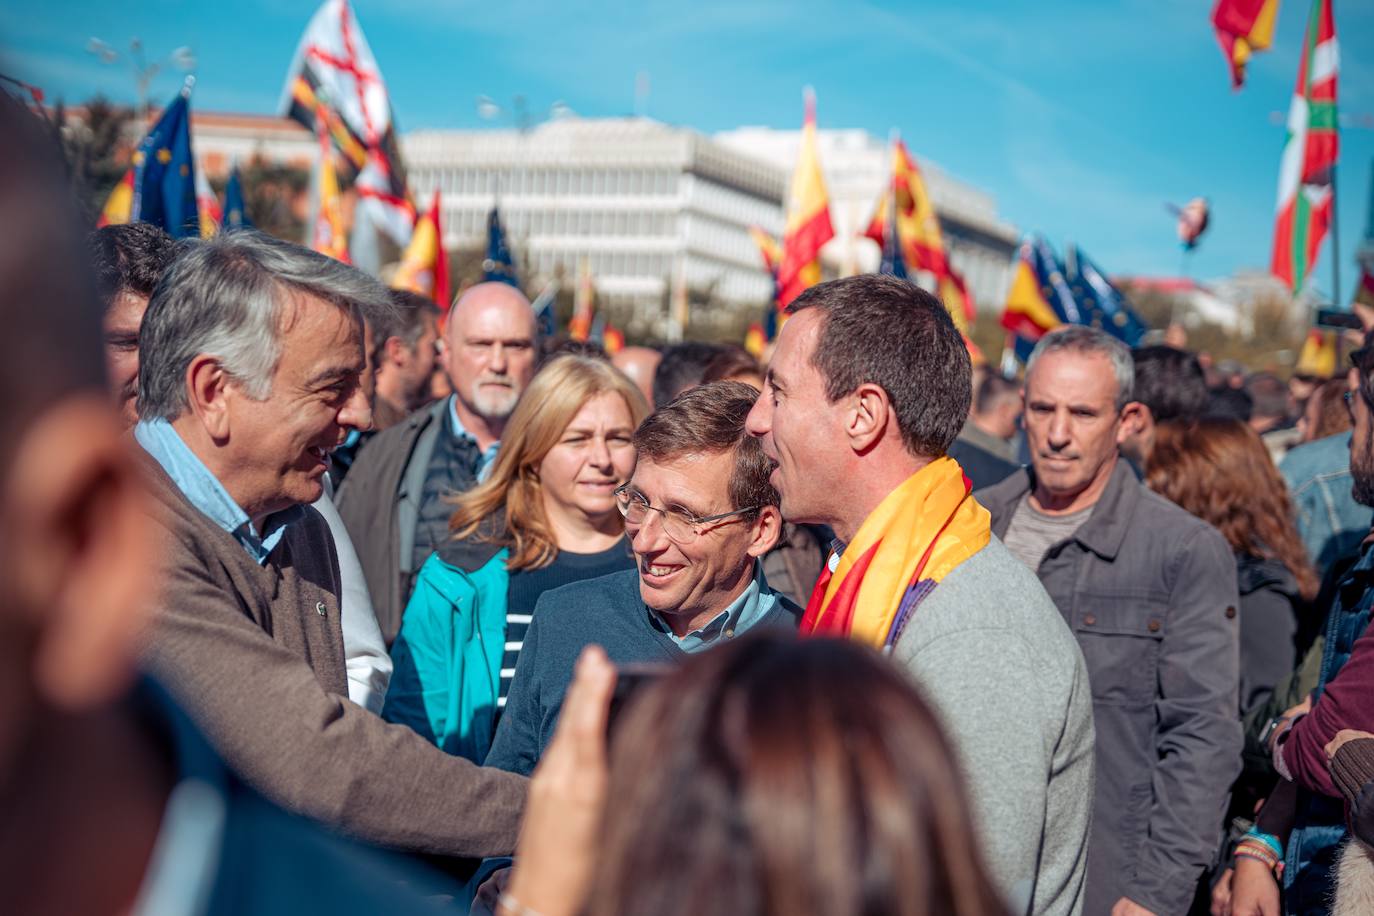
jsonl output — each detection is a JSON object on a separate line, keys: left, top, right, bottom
{"left": 133, "top": 230, "right": 525, "bottom": 858}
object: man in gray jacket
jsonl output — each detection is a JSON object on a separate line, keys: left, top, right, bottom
{"left": 746, "top": 275, "right": 1094, "bottom": 916}
{"left": 979, "top": 325, "right": 1242, "bottom": 916}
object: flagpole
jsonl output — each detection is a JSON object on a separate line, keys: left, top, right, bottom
{"left": 1332, "top": 163, "right": 1342, "bottom": 309}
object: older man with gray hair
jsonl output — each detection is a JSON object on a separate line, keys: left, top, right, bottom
{"left": 977, "top": 325, "right": 1242, "bottom": 916}
{"left": 135, "top": 230, "right": 525, "bottom": 861}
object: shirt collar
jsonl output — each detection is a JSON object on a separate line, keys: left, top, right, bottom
{"left": 135, "top": 418, "right": 302, "bottom": 564}
{"left": 650, "top": 561, "right": 773, "bottom": 653}
{"left": 447, "top": 395, "right": 502, "bottom": 481}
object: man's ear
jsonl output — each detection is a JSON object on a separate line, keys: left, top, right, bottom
{"left": 745, "top": 505, "right": 783, "bottom": 559}
{"left": 184, "top": 354, "right": 232, "bottom": 441}
{"left": 5, "top": 395, "right": 157, "bottom": 711}
{"left": 846, "top": 383, "right": 891, "bottom": 454}
{"left": 1117, "top": 401, "right": 1150, "bottom": 447}
{"left": 383, "top": 334, "right": 408, "bottom": 369}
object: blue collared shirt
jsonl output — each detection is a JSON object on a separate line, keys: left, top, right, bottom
{"left": 448, "top": 395, "right": 501, "bottom": 482}
{"left": 649, "top": 561, "right": 774, "bottom": 653}
{"left": 135, "top": 418, "right": 302, "bottom": 565}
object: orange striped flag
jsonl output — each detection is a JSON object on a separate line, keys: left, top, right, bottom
{"left": 777, "top": 88, "right": 834, "bottom": 308}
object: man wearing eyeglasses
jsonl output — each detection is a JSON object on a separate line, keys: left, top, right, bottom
{"left": 485, "top": 381, "right": 802, "bottom": 775}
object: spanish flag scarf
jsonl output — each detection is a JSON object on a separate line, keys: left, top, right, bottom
{"left": 802, "top": 457, "right": 991, "bottom": 649}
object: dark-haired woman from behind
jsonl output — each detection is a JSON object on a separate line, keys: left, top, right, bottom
{"left": 494, "top": 632, "right": 1010, "bottom": 916}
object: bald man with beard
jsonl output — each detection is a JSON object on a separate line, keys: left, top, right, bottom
{"left": 338, "top": 282, "right": 540, "bottom": 643}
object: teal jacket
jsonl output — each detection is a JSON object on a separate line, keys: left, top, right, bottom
{"left": 382, "top": 529, "right": 509, "bottom": 765}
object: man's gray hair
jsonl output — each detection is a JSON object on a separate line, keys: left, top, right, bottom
{"left": 138, "top": 230, "right": 393, "bottom": 420}
{"left": 1026, "top": 325, "right": 1135, "bottom": 410}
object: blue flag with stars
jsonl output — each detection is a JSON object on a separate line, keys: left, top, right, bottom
{"left": 223, "top": 165, "right": 252, "bottom": 230}
{"left": 131, "top": 86, "right": 199, "bottom": 239}
{"left": 877, "top": 190, "right": 908, "bottom": 281}
{"left": 482, "top": 206, "right": 519, "bottom": 287}
{"left": 1028, "top": 235, "right": 1083, "bottom": 325}
{"left": 1064, "top": 244, "right": 1148, "bottom": 346}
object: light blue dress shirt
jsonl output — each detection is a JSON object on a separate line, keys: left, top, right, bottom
{"left": 135, "top": 418, "right": 302, "bottom": 565}
{"left": 448, "top": 395, "right": 501, "bottom": 482}
{"left": 649, "top": 560, "right": 775, "bottom": 653}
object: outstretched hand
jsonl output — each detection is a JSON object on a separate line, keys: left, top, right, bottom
{"left": 501, "top": 645, "right": 617, "bottom": 916}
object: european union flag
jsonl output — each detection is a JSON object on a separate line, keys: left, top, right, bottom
{"left": 223, "top": 165, "right": 252, "bottom": 230}
{"left": 1064, "top": 244, "right": 1148, "bottom": 346}
{"left": 530, "top": 283, "right": 557, "bottom": 339}
{"left": 1028, "top": 236, "right": 1083, "bottom": 325}
{"left": 131, "top": 86, "right": 199, "bottom": 239}
{"left": 482, "top": 206, "right": 519, "bottom": 287}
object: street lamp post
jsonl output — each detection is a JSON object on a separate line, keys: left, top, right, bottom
{"left": 86, "top": 37, "right": 195, "bottom": 117}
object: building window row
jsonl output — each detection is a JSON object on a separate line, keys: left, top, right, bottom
{"left": 412, "top": 166, "right": 682, "bottom": 200}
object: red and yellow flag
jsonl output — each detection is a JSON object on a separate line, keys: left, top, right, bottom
{"left": 392, "top": 189, "right": 451, "bottom": 308}
{"left": 803, "top": 458, "right": 990, "bottom": 649}
{"left": 311, "top": 115, "right": 350, "bottom": 264}
{"left": 1296, "top": 328, "right": 1337, "bottom": 377}
{"left": 1271, "top": 0, "right": 1338, "bottom": 293}
{"left": 1212, "top": 0, "right": 1282, "bottom": 89}
{"left": 863, "top": 139, "right": 975, "bottom": 332}
{"left": 777, "top": 89, "right": 834, "bottom": 308}
{"left": 1000, "top": 243, "right": 1064, "bottom": 342}
{"left": 569, "top": 258, "right": 595, "bottom": 342}
{"left": 97, "top": 168, "right": 135, "bottom": 227}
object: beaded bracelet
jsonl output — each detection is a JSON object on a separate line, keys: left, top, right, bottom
{"left": 1240, "top": 827, "right": 1284, "bottom": 859}
{"left": 1235, "top": 840, "right": 1284, "bottom": 877}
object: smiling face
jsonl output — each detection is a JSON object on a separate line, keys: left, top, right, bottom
{"left": 538, "top": 391, "right": 638, "bottom": 534}
{"left": 1023, "top": 348, "right": 1126, "bottom": 513}
{"left": 745, "top": 308, "right": 848, "bottom": 526}
{"left": 625, "top": 451, "right": 775, "bottom": 630}
{"left": 221, "top": 292, "right": 370, "bottom": 521}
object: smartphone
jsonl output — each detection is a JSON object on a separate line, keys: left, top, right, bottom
{"left": 606, "top": 662, "right": 671, "bottom": 733}
{"left": 1317, "top": 308, "right": 1364, "bottom": 331}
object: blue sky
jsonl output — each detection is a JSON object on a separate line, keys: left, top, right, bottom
{"left": 4, "top": 0, "right": 1373, "bottom": 293}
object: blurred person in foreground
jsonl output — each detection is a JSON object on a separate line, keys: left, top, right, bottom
{"left": 609, "top": 344, "right": 660, "bottom": 408}
{"left": 700, "top": 343, "right": 765, "bottom": 389}
{"left": 133, "top": 229, "right": 526, "bottom": 864}
{"left": 89, "top": 221, "right": 181, "bottom": 426}
{"left": 493, "top": 633, "right": 1009, "bottom": 916}
{"left": 1118, "top": 344, "right": 1209, "bottom": 467}
{"left": 383, "top": 355, "right": 647, "bottom": 763}
{"left": 487, "top": 382, "right": 802, "bottom": 775}
{"left": 1281, "top": 365, "right": 1374, "bottom": 576}
{"left": 746, "top": 275, "right": 1093, "bottom": 915}
{"left": 338, "top": 281, "right": 539, "bottom": 644}
{"left": 0, "top": 96, "right": 441, "bottom": 916}
{"left": 978, "top": 325, "right": 1241, "bottom": 916}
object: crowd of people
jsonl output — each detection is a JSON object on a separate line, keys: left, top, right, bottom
{"left": 8, "top": 90, "right": 1374, "bottom": 916}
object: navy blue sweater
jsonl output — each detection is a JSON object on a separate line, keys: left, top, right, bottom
{"left": 484, "top": 568, "right": 800, "bottom": 775}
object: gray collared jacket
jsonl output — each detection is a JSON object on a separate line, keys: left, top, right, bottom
{"left": 977, "top": 459, "right": 1242, "bottom": 916}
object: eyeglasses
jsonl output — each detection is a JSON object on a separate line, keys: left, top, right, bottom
{"left": 614, "top": 484, "right": 758, "bottom": 544}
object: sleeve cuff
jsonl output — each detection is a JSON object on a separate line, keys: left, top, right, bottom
{"left": 1331, "top": 738, "right": 1374, "bottom": 806}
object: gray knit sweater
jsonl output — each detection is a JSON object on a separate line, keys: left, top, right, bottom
{"left": 892, "top": 535, "right": 1094, "bottom": 916}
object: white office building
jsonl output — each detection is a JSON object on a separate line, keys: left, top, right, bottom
{"left": 403, "top": 117, "right": 786, "bottom": 339}
{"left": 714, "top": 127, "right": 1020, "bottom": 313}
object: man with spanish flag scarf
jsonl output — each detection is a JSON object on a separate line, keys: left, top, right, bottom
{"left": 747, "top": 275, "right": 1094, "bottom": 916}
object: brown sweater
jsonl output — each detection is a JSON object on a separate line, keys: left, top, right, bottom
{"left": 137, "top": 454, "right": 526, "bottom": 857}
